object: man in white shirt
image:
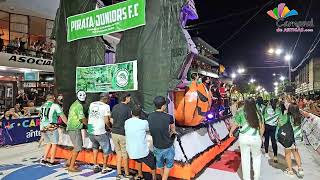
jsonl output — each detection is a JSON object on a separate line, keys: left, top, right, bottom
{"left": 87, "top": 93, "right": 113, "bottom": 174}
{"left": 125, "top": 105, "right": 156, "bottom": 180}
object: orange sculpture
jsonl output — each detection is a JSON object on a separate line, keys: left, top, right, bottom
{"left": 174, "top": 81, "right": 212, "bottom": 126}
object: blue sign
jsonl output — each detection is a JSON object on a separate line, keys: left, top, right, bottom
{"left": 1, "top": 117, "right": 41, "bottom": 145}
{"left": 24, "top": 72, "right": 39, "bottom": 81}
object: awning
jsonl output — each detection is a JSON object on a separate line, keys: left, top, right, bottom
{"left": 0, "top": 52, "right": 54, "bottom": 72}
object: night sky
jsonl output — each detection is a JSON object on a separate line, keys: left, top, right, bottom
{"left": 189, "top": 0, "right": 320, "bottom": 90}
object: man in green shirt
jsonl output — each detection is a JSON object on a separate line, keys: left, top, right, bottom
{"left": 66, "top": 91, "right": 88, "bottom": 172}
{"left": 40, "top": 94, "right": 67, "bottom": 166}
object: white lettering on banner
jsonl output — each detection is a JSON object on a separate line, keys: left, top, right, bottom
{"left": 26, "top": 129, "right": 41, "bottom": 139}
{"left": 134, "top": 3, "right": 139, "bottom": 17}
{"left": 8, "top": 55, "right": 52, "bottom": 66}
{"left": 70, "top": 4, "right": 141, "bottom": 32}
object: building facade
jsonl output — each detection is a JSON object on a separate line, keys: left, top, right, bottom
{"left": 295, "top": 57, "right": 320, "bottom": 95}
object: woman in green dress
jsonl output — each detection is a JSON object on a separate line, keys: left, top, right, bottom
{"left": 278, "top": 103, "right": 304, "bottom": 178}
{"left": 230, "top": 98, "right": 264, "bottom": 180}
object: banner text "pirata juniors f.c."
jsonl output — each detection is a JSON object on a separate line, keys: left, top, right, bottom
{"left": 67, "top": 0, "right": 146, "bottom": 42}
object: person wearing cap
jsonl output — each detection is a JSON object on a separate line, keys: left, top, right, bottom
{"left": 125, "top": 105, "right": 157, "bottom": 180}
{"left": 148, "top": 96, "right": 176, "bottom": 180}
{"left": 111, "top": 92, "right": 133, "bottom": 179}
{"left": 87, "top": 92, "right": 113, "bottom": 174}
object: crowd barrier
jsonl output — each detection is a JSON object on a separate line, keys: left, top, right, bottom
{"left": 302, "top": 111, "right": 320, "bottom": 154}
{"left": 0, "top": 117, "right": 41, "bottom": 145}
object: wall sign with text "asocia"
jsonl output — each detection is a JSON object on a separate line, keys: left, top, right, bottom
{"left": 67, "top": 0, "right": 146, "bottom": 42}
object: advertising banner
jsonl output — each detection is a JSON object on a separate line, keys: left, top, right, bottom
{"left": 76, "top": 60, "right": 138, "bottom": 93}
{"left": 67, "top": 0, "right": 146, "bottom": 42}
{"left": 1, "top": 117, "right": 41, "bottom": 145}
{"left": 0, "top": 52, "right": 53, "bottom": 72}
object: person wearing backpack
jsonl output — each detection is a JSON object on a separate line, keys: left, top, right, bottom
{"left": 277, "top": 103, "right": 304, "bottom": 178}
{"left": 263, "top": 99, "right": 280, "bottom": 163}
{"left": 229, "top": 98, "right": 265, "bottom": 180}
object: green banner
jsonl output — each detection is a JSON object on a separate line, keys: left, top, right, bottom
{"left": 67, "top": 0, "right": 146, "bottom": 42}
{"left": 76, "top": 61, "right": 138, "bottom": 93}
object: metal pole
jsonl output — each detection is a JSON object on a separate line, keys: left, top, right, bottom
{"left": 288, "top": 60, "right": 291, "bottom": 84}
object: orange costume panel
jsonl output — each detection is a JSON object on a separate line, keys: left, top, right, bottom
{"left": 174, "top": 81, "right": 212, "bottom": 126}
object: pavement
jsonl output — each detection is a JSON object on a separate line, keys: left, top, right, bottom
{"left": 0, "top": 141, "right": 319, "bottom": 180}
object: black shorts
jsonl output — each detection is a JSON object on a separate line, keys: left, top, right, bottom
{"left": 135, "top": 151, "right": 156, "bottom": 170}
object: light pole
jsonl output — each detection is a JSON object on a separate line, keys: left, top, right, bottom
{"left": 284, "top": 54, "right": 292, "bottom": 83}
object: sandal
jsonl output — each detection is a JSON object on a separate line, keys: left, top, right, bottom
{"left": 135, "top": 175, "right": 145, "bottom": 180}
{"left": 273, "top": 156, "right": 278, "bottom": 163}
{"left": 101, "top": 167, "right": 113, "bottom": 174}
{"left": 284, "top": 169, "right": 294, "bottom": 177}
{"left": 297, "top": 168, "right": 304, "bottom": 178}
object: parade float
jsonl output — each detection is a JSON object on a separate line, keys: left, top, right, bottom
{"left": 52, "top": 0, "right": 235, "bottom": 179}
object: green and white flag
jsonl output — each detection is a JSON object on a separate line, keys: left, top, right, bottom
{"left": 67, "top": 0, "right": 146, "bottom": 42}
{"left": 76, "top": 60, "right": 138, "bottom": 93}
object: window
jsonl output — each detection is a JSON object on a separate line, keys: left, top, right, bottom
{"left": 0, "top": 11, "right": 10, "bottom": 46}
{"left": 10, "top": 14, "right": 28, "bottom": 33}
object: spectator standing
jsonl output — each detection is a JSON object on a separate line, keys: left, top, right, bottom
{"left": 87, "top": 93, "right": 113, "bottom": 174}
{"left": 39, "top": 94, "right": 67, "bottom": 166}
{"left": 18, "top": 36, "right": 27, "bottom": 55}
{"left": 278, "top": 104, "right": 304, "bottom": 178}
{"left": 231, "top": 99, "right": 238, "bottom": 116}
{"left": 148, "top": 96, "right": 176, "bottom": 180}
{"left": 229, "top": 98, "right": 265, "bottom": 180}
{"left": 125, "top": 105, "right": 157, "bottom": 180}
{"left": 263, "top": 99, "right": 280, "bottom": 163}
{"left": 66, "top": 91, "right": 88, "bottom": 172}
{"left": 16, "top": 91, "right": 28, "bottom": 106}
{"left": 0, "top": 30, "right": 4, "bottom": 52}
{"left": 111, "top": 92, "right": 132, "bottom": 180}
{"left": 3, "top": 108, "right": 19, "bottom": 120}
{"left": 256, "top": 96, "right": 266, "bottom": 116}
{"left": 13, "top": 103, "right": 23, "bottom": 117}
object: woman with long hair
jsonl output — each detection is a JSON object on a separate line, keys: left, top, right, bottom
{"left": 278, "top": 104, "right": 304, "bottom": 178}
{"left": 230, "top": 98, "right": 265, "bottom": 180}
{"left": 263, "top": 99, "right": 280, "bottom": 163}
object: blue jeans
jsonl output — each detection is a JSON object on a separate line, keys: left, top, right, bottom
{"left": 153, "top": 145, "right": 175, "bottom": 168}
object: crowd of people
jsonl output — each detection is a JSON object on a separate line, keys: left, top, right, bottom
{"left": 296, "top": 96, "right": 320, "bottom": 116}
{"left": 0, "top": 32, "right": 55, "bottom": 60}
{"left": 3, "top": 77, "right": 313, "bottom": 180}
{"left": 0, "top": 90, "right": 53, "bottom": 121}
{"left": 38, "top": 91, "right": 176, "bottom": 180}
{"left": 229, "top": 95, "right": 305, "bottom": 180}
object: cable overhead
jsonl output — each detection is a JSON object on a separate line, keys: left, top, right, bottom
{"left": 185, "top": 6, "right": 259, "bottom": 30}
{"left": 291, "top": 29, "right": 320, "bottom": 72}
{"left": 290, "top": 0, "right": 313, "bottom": 55}
{"left": 217, "top": 0, "right": 276, "bottom": 49}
